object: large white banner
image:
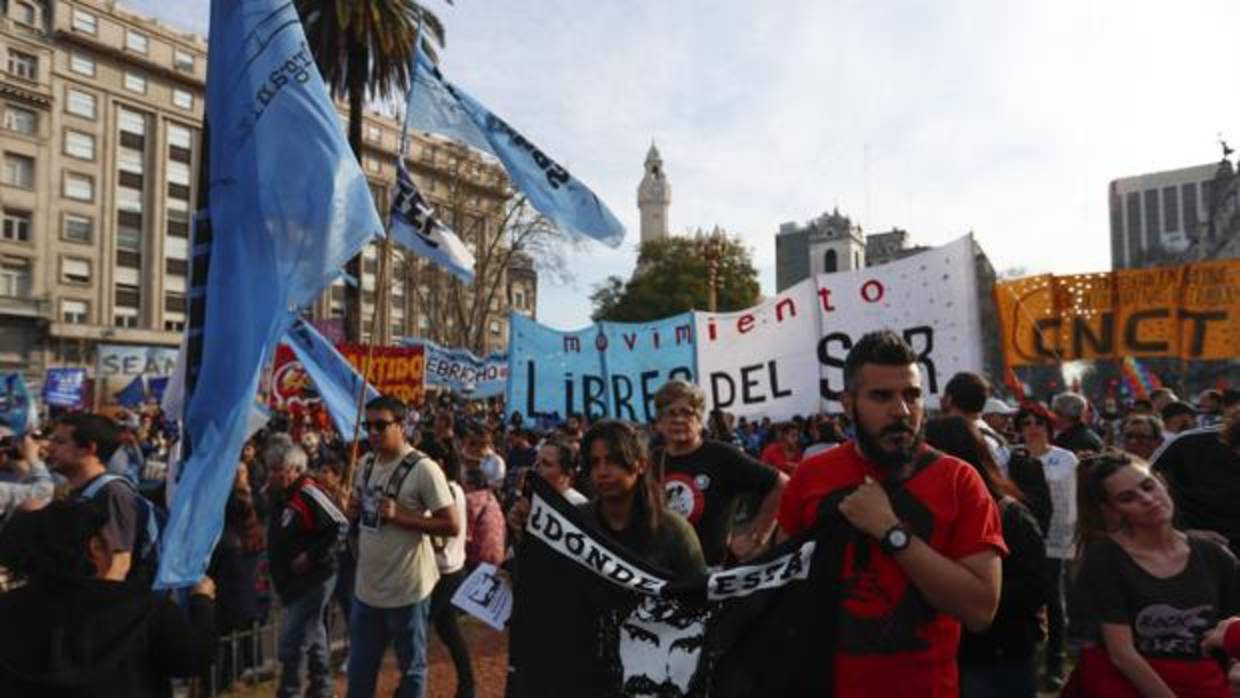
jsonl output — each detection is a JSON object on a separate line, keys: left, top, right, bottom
{"left": 694, "top": 278, "right": 821, "bottom": 421}
{"left": 689, "top": 235, "right": 982, "bottom": 421}
{"left": 813, "top": 235, "right": 983, "bottom": 410}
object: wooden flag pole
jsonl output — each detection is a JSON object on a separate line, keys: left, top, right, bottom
{"left": 344, "top": 235, "right": 391, "bottom": 495}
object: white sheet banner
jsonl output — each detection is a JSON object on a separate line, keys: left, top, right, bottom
{"left": 813, "top": 235, "right": 982, "bottom": 409}
{"left": 694, "top": 277, "right": 821, "bottom": 421}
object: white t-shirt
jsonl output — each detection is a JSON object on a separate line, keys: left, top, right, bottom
{"left": 479, "top": 452, "right": 506, "bottom": 490}
{"left": 354, "top": 445, "right": 454, "bottom": 607}
{"left": 435, "top": 482, "right": 467, "bottom": 574}
{"left": 1037, "top": 445, "right": 1079, "bottom": 559}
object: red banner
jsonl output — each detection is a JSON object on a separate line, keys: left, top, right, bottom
{"left": 337, "top": 344, "right": 426, "bottom": 406}
{"left": 269, "top": 344, "right": 320, "bottom": 411}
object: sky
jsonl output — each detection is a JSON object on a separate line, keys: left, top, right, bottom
{"left": 132, "top": 0, "right": 1240, "bottom": 331}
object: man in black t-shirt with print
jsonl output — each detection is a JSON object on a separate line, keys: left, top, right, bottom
{"left": 652, "top": 380, "right": 786, "bottom": 568}
{"left": 1153, "top": 397, "right": 1240, "bottom": 557}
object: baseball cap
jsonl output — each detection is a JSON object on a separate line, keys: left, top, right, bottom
{"left": 982, "top": 398, "right": 1017, "bottom": 416}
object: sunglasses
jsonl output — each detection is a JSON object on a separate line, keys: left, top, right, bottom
{"left": 364, "top": 419, "right": 397, "bottom": 432}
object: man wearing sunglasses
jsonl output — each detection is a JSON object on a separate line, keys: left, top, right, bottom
{"left": 346, "top": 395, "right": 459, "bottom": 698}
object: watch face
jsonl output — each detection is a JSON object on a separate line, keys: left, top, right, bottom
{"left": 888, "top": 529, "right": 909, "bottom": 548}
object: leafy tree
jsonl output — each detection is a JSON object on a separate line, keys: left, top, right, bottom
{"left": 295, "top": 0, "right": 445, "bottom": 342}
{"left": 590, "top": 234, "right": 761, "bottom": 322}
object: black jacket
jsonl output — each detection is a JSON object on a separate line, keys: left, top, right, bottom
{"left": 267, "top": 475, "right": 345, "bottom": 603}
{"left": 1054, "top": 423, "right": 1104, "bottom": 455}
{"left": 1006, "top": 447, "right": 1053, "bottom": 536}
{"left": 958, "top": 498, "right": 1052, "bottom": 665}
{"left": 0, "top": 580, "right": 215, "bottom": 698}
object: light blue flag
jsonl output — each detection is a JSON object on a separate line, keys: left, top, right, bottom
{"left": 505, "top": 312, "right": 695, "bottom": 423}
{"left": 284, "top": 318, "right": 379, "bottom": 442}
{"left": 116, "top": 376, "right": 146, "bottom": 408}
{"left": 407, "top": 54, "right": 625, "bottom": 247}
{"left": 0, "top": 372, "right": 35, "bottom": 436}
{"left": 158, "top": 0, "right": 383, "bottom": 588}
{"left": 389, "top": 161, "right": 476, "bottom": 282}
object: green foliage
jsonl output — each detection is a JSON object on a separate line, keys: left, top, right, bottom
{"left": 590, "top": 236, "right": 761, "bottom": 322}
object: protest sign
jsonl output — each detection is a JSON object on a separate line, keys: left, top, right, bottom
{"left": 417, "top": 341, "right": 508, "bottom": 398}
{"left": 995, "top": 258, "right": 1240, "bottom": 366}
{"left": 96, "top": 344, "right": 178, "bottom": 406}
{"left": 813, "top": 234, "right": 984, "bottom": 409}
{"left": 337, "top": 344, "right": 425, "bottom": 405}
{"left": 505, "top": 312, "right": 695, "bottom": 422}
{"left": 43, "top": 368, "right": 86, "bottom": 408}
{"left": 694, "top": 278, "right": 821, "bottom": 421}
{"left": 451, "top": 562, "right": 513, "bottom": 631}
{"left": 0, "top": 372, "right": 35, "bottom": 435}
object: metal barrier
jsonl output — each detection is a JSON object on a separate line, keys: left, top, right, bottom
{"left": 206, "top": 600, "right": 351, "bottom": 697}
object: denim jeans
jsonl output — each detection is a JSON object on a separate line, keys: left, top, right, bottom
{"left": 961, "top": 658, "right": 1037, "bottom": 698}
{"left": 346, "top": 595, "right": 432, "bottom": 698}
{"left": 277, "top": 574, "right": 335, "bottom": 698}
{"left": 1045, "top": 557, "right": 1067, "bottom": 675}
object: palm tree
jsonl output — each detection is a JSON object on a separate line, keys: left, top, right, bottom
{"left": 294, "top": 0, "right": 447, "bottom": 342}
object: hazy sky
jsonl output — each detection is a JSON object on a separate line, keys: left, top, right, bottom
{"left": 133, "top": 0, "right": 1240, "bottom": 330}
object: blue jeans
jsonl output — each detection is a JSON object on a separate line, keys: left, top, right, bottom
{"left": 277, "top": 574, "right": 335, "bottom": 698}
{"left": 961, "top": 658, "right": 1037, "bottom": 698}
{"left": 346, "top": 596, "right": 431, "bottom": 698}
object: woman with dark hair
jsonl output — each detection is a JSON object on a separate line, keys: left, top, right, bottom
{"left": 429, "top": 440, "right": 476, "bottom": 698}
{"left": 208, "top": 461, "right": 266, "bottom": 689}
{"left": 1011, "top": 401, "right": 1077, "bottom": 689}
{"left": 1067, "top": 451, "right": 1240, "bottom": 697}
{"left": 925, "top": 416, "right": 1050, "bottom": 698}
{"left": 0, "top": 499, "right": 216, "bottom": 697}
{"left": 585, "top": 420, "right": 705, "bottom": 578}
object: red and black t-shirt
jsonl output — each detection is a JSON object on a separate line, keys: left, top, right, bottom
{"left": 778, "top": 442, "right": 1007, "bottom": 698}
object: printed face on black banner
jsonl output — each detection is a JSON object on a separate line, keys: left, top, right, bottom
{"left": 606, "top": 597, "right": 707, "bottom": 698}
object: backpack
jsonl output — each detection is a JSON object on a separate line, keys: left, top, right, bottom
{"left": 359, "top": 449, "right": 429, "bottom": 500}
{"left": 81, "top": 473, "right": 167, "bottom": 583}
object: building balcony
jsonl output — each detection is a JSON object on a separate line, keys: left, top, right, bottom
{"left": 0, "top": 294, "right": 49, "bottom": 319}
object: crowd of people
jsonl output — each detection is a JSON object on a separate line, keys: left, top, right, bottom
{"left": 0, "top": 330, "right": 1238, "bottom": 697}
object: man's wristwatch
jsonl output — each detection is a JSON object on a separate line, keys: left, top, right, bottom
{"left": 879, "top": 522, "right": 911, "bottom": 555}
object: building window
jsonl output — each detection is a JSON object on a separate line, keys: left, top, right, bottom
{"left": 0, "top": 257, "right": 31, "bottom": 297}
{"left": 514, "top": 290, "right": 525, "bottom": 310}
{"left": 164, "top": 318, "right": 185, "bottom": 332}
{"left": 2, "top": 209, "right": 31, "bottom": 242}
{"left": 70, "top": 53, "right": 94, "bottom": 77}
{"left": 63, "top": 172, "right": 93, "bottom": 201}
{"left": 72, "top": 9, "right": 97, "bottom": 34}
{"left": 118, "top": 108, "right": 146, "bottom": 134}
{"left": 823, "top": 249, "right": 838, "bottom": 273}
{"left": 118, "top": 149, "right": 144, "bottom": 176}
{"left": 2, "top": 154, "right": 34, "bottom": 188}
{"left": 61, "top": 299, "right": 88, "bottom": 324}
{"left": 117, "top": 213, "right": 143, "bottom": 252}
{"left": 1182, "top": 182, "right": 1200, "bottom": 237}
{"left": 64, "top": 130, "right": 95, "bottom": 160}
{"left": 15, "top": 2, "right": 36, "bottom": 26}
{"left": 66, "top": 88, "right": 96, "bottom": 119}
{"left": 123, "top": 72, "right": 147, "bottom": 94}
{"left": 115, "top": 284, "right": 140, "bottom": 308}
{"left": 63, "top": 214, "right": 92, "bottom": 243}
{"left": 60, "top": 257, "right": 91, "bottom": 285}
{"left": 164, "top": 291, "right": 186, "bottom": 313}
{"left": 3, "top": 105, "right": 36, "bottom": 135}
{"left": 1162, "top": 186, "right": 1179, "bottom": 233}
{"left": 167, "top": 160, "right": 191, "bottom": 187}
{"left": 113, "top": 307, "right": 139, "bottom": 328}
{"left": 366, "top": 124, "right": 382, "bottom": 142}
{"left": 1143, "top": 188, "right": 1161, "bottom": 250}
{"left": 489, "top": 321, "right": 501, "bottom": 336}
{"left": 125, "top": 30, "right": 149, "bottom": 54}
{"left": 6, "top": 50, "right": 37, "bottom": 81}
{"left": 1126, "top": 191, "right": 1142, "bottom": 259}
{"left": 166, "top": 209, "right": 189, "bottom": 238}
{"left": 366, "top": 157, "right": 380, "bottom": 173}
{"left": 172, "top": 88, "right": 193, "bottom": 110}
{"left": 174, "top": 49, "right": 195, "bottom": 73}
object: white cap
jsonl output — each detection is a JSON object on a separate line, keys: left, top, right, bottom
{"left": 983, "top": 398, "right": 1017, "bottom": 415}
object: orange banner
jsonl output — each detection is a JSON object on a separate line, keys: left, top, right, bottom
{"left": 995, "top": 259, "right": 1240, "bottom": 366}
{"left": 337, "top": 344, "right": 426, "bottom": 405}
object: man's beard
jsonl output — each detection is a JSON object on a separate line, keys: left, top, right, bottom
{"left": 855, "top": 417, "right": 922, "bottom": 473}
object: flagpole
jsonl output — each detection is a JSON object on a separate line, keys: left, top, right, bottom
{"left": 344, "top": 17, "right": 425, "bottom": 494}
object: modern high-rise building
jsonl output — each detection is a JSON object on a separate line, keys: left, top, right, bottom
{"left": 0, "top": 0, "right": 533, "bottom": 386}
{"left": 1108, "top": 161, "right": 1229, "bottom": 269}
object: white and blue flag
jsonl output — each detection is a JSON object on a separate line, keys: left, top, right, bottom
{"left": 158, "top": 0, "right": 383, "bottom": 588}
{"left": 389, "top": 160, "right": 476, "bottom": 282}
{"left": 406, "top": 54, "right": 625, "bottom": 247}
